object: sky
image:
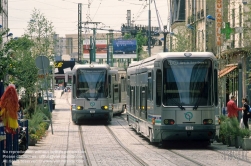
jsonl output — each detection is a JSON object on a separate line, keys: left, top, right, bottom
{"left": 8, "top": 0, "right": 170, "bottom": 38}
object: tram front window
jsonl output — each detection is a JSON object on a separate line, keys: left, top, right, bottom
{"left": 76, "top": 69, "right": 107, "bottom": 99}
{"left": 163, "top": 59, "right": 213, "bottom": 107}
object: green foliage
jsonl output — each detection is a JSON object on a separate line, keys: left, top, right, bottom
{"left": 25, "top": 8, "right": 55, "bottom": 59}
{"left": 171, "top": 29, "right": 191, "bottom": 52}
{"left": 37, "top": 106, "right": 51, "bottom": 120}
{"left": 240, "top": 128, "right": 251, "bottom": 138}
{"left": 6, "top": 36, "right": 38, "bottom": 94}
{"left": 136, "top": 31, "right": 147, "bottom": 60}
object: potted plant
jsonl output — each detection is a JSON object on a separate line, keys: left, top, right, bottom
{"left": 28, "top": 134, "right": 38, "bottom": 146}
{"left": 241, "top": 129, "right": 251, "bottom": 150}
{"left": 219, "top": 118, "right": 228, "bottom": 145}
{"left": 227, "top": 117, "right": 241, "bottom": 147}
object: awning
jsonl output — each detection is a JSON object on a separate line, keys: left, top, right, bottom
{"left": 218, "top": 65, "right": 237, "bottom": 78}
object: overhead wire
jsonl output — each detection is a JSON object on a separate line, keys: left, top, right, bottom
{"left": 92, "top": 0, "right": 103, "bottom": 21}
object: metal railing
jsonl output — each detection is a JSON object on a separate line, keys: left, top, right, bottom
{"left": 0, "top": 119, "right": 28, "bottom": 165}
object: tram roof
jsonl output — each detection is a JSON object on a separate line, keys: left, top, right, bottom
{"left": 128, "top": 52, "right": 216, "bottom": 68}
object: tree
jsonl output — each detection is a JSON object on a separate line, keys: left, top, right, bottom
{"left": 171, "top": 28, "right": 191, "bottom": 52}
{"left": 5, "top": 36, "right": 38, "bottom": 98}
{"left": 25, "top": 9, "right": 55, "bottom": 60}
{"left": 0, "top": 28, "right": 15, "bottom": 85}
{"left": 136, "top": 31, "right": 147, "bottom": 60}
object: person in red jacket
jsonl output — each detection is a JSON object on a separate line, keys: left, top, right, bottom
{"left": 227, "top": 96, "right": 243, "bottom": 118}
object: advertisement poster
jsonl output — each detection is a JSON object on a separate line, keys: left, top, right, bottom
{"left": 83, "top": 39, "right": 107, "bottom": 59}
{"left": 112, "top": 39, "right": 137, "bottom": 58}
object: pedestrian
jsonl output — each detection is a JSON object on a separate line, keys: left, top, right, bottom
{"left": 37, "top": 93, "right": 43, "bottom": 105}
{"left": 18, "top": 100, "right": 23, "bottom": 119}
{"left": 226, "top": 95, "right": 243, "bottom": 118}
{"left": 242, "top": 98, "right": 249, "bottom": 129}
{"left": 0, "top": 85, "right": 19, "bottom": 134}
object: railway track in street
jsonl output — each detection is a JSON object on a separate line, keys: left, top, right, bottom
{"left": 65, "top": 92, "right": 251, "bottom": 166}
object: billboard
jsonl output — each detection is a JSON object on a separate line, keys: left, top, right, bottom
{"left": 112, "top": 39, "right": 137, "bottom": 58}
{"left": 83, "top": 39, "right": 107, "bottom": 59}
{"left": 54, "top": 61, "right": 75, "bottom": 74}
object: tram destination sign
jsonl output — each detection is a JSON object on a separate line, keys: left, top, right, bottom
{"left": 165, "top": 60, "right": 211, "bottom": 66}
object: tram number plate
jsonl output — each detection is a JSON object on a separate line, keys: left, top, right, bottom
{"left": 185, "top": 126, "right": 193, "bottom": 130}
{"left": 90, "top": 110, "right": 95, "bottom": 113}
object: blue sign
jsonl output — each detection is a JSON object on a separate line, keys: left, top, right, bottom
{"left": 184, "top": 112, "right": 193, "bottom": 121}
{"left": 112, "top": 39, "right": 137, "bottom": 58}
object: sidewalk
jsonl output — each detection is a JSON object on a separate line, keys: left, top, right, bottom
{"left": 12, "top": 91, "right": 84, "bottom": 166}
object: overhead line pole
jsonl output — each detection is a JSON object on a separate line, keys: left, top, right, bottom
{"left": 78, "top": 3, "right": 83, "bottom": 62}
{"left": 148, "top": 0, "right": 151, "bottom": 57}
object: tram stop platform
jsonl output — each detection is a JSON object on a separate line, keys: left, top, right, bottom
{"left": 11, "top": 90, "right": 85, "bottom": 166}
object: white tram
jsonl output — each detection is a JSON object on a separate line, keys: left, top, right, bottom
{"left": 65, "top": 63, "right": 126, "bottom": 124}
{"left": 126, "top": 52, "right": 219, "bottom": 144}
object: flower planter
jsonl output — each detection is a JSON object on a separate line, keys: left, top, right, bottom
{"left": 227, "top": 135, "right": 235, "bottom": 147}
{"left": 242, "top": 137, "right": 251, "bottom": 150}
{"left": 235, "top": 136, "right": 243, "bottom": 148}
{"left": 28, "top": 138, "right": 36, "bottom": 146}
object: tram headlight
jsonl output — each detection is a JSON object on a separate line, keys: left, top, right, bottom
{"left": 203, "top": 119, "right": 213, "bottom": 125}
{"left": 164, "top": 119, "right": 175, "bottom": 125}
{"left": 77, "top": 106, "right": 83, "bottom": 110}
{"left": 101, "top": 105, "right": 109, "bottom": 110}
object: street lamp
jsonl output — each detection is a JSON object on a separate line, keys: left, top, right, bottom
{"left": 163, "top": 25, "right": 168, "bottom": 52}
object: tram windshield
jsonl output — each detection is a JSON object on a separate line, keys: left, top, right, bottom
{"left": 76, "top": 69, "right": 108, "bottom": 99}
{"left": 163, "top": 59, "right": 213, "bottom": 107}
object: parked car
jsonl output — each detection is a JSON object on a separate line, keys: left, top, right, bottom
{"left": 43, "top": 92, "right": 56, "bottom": 110}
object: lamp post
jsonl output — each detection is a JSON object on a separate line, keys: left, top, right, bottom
{"left": 163, "top": 25, "right": 168, "bottom": 52}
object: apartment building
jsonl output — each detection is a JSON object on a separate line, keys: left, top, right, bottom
{"left": 170, "top": 0, "right": 251, "bottom": 113}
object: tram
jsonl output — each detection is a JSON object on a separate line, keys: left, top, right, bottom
{"left": 126, "top": 52, "right": 219, "bottom": 144}
{"left": 65, "top": 63, "right": 126, "bottom": 124}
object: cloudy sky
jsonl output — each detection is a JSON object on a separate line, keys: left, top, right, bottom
{"left": 8, "top": 0, "right": 170, "bottom": 38}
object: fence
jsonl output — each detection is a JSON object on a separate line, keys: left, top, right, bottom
{"left": 0, "top": 119, "right": 28, "bottom": 165}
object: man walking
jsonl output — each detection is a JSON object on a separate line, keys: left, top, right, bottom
{"left": 227, "top": 96, "right": 243, "bottom": 118}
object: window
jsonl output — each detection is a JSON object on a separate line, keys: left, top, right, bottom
{"left": 156, "top": 69, "right": 162, "bottom": 106}
{"left": 148, "top": 75, "right": 152, "bottom": 100}
{"left": 214, "top": 69, "right": 218, "bottom": 106}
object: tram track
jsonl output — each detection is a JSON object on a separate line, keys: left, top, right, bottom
{"left": 105, "top": 125, "right": 149, "bottom": 166}
{"left": 114, "top": 116, "right": 206, "bottom": 166}
{"left": 65, "top": 92, "right": 91, "bottom": 166}
{"left": 113, "top": 117, "right": 251, "bottom": 165}
{"left": 64, "top": 92, "right": 249, "bottom": 166}
{"left": 78, "top": 126, "right": 91, "bottom": 166}
{"left": 64, "top": 92, "right": 147, "bottom": 165}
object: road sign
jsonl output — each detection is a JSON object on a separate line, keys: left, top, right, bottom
{"left": 35, "top": 56, "right": 49, "bottom": 70}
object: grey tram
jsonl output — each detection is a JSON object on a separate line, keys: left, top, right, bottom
{"left": 65, "top": 64, "right": 126, "bottom": 123}
{"left": 126, "top": 52, "right": 219, "bottom": 144}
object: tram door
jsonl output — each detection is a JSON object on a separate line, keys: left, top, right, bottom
{"left": 130, "top": 86, "right": 135, "bottom": 115}
{"left": 113, "top": 84, "right": 119, "bottom": 104}
{"left": 140, "top": 86, "right": 147, "bottom": 120}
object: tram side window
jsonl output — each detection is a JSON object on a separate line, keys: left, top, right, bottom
{"left": 156, "top": 69, "right": 162, "bottom": 106}
{"left": 148, "top": 77, "right": 152, "bottom": 100}
{"left": 127, "top": 77, "right": 130, "bottom": 96}
{"left": 214, "top": 69, "right": 218, "bottom": 106}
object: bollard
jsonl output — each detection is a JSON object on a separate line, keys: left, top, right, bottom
{"left": 13, "top": 130, "right": 18, "bottom": 160}
{"left": 0, "top": 125, "right": 5, "bottom": 165}
{"left": 5, "top": 133, "right": 12, "bottom": 166}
